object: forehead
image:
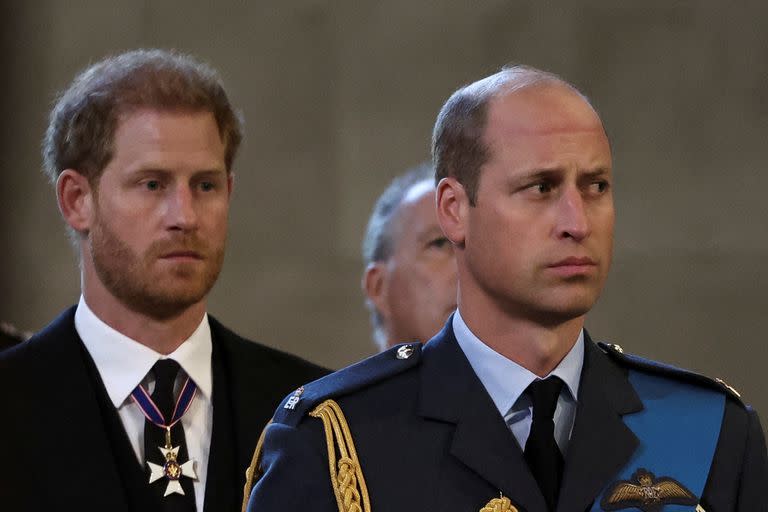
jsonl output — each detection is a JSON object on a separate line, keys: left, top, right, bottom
{"left": 482, "top": 84, "right": 610, "bottom": 167}
{"left": 110, "top": 109, "right": 226, "bottom": 168}
{"left": 391, "top": 181, "right": 439, "bottom": 239}
{"left": 485, "top": 83, "right": 605, "bottom": 139}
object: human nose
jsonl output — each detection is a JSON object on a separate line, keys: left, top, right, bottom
{"left": 166, "top": 184, "right": 199, "bottom": 232}
{"left": 556, "top": 187, "right": 589, "bottom": 241}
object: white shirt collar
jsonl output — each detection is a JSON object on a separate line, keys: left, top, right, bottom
{"left": 452, "top": 309, "right": 584, "bottom": 418}
{"left": 74, "top": 296, "right": 213, "bottom": 408}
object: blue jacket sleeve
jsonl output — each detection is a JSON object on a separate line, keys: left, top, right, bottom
{"left": 246, "top": 420, "right": 337, "bottom": 511}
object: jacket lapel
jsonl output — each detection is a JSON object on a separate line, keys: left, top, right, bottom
{"left": 203, "top": 332, "right": 239, "bottom": 512}
{"left": 556, "top": 336, "right": 642, "bottom": 512}
{"left": 419, "top": 325, "right": 548, "bottom": 512}
{"left": 34, "top": 308, "right": 130, "bottom": 510}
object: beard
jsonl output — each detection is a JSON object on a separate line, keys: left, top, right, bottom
{"left": 89, "top": 215, "right": 225, "bottom": 321}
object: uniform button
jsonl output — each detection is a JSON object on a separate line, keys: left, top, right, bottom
{"left": 396, "top": 345, "right": 414, "bottom": 359}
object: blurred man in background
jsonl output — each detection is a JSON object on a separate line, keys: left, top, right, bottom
{"left": 361, "top": 163, "right": 457, "bottom": 351}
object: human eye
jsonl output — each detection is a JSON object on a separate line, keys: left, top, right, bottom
{"left": 428, "top": 236, "right": 451, "bottom": 249}
{"left": 199, "top": 181, "right": 216, "bottom": 192}
{"left": 143, "top": 179, "right": 162, "bottom": 191}
{"left": 524, "top": 180, "right": 553, "bottom": 196}
{"left": 589, "top": 179, "right": 610, "bottom": 195}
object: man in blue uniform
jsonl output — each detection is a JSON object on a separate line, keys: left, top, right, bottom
{"left": 245, "top": 66, "right": 766, "bottom": 512}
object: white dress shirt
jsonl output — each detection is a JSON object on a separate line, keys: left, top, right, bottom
{"left": 453, "top": 309, "right": 584, "bottom": 455}
{"left": 75, "top": 296, "right": 213, "bottom": 511}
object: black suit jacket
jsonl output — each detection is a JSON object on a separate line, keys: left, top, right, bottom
{"left": 248, "top": 322, "right": 766, "bottom": 511}
{"left": 0, "top": 306, "right": 328, "bottom": 511}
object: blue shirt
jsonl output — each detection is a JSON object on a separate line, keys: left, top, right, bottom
{"left": 452, "top": 310, "right": 584, "bottom": 455}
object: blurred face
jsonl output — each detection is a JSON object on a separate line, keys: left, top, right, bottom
{"left": 451, "top": 84, "right": 614, "bottom": 324}
{"left": 370, "top": 181, "right": 458, "bottom": 347}
{"left": 87, "top": 109, "right": 232, "bottom": 319}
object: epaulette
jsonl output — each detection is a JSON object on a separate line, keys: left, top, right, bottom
{"left": 271, "top": 342, "right": 423, "bottom": 427}
{"left": 598, "top": 341, "right": 745, "bottom": 406}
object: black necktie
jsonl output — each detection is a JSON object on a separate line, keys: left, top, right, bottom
{"left": 144, "top": 359, "right": 197, "bottom": 511}
{"left": 524, "top": 377, "right": 564, "bottom": 511}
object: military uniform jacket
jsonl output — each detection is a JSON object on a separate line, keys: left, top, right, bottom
{"left": 247, "top": 322, "right": 767, "bottom": 512}
{"left": 0, "top": 306, "right": 328, "bottom": 511}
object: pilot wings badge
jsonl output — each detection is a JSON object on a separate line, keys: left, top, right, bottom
{"left": 601, "top": 468, "right": 698, "bottom": 511}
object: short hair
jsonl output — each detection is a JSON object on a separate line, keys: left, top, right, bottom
{"left": 42, "top": 48, "right": 243, "bottom": 185}
{"left": 362, "top": 163, "right": 434, "bottom": 348}
{"left": 431, "top": 64, "right": 590, "bottom": 205}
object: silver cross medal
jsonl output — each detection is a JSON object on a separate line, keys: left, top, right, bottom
{"left": 147, "top": 426, "right": 198, "bottom": 496}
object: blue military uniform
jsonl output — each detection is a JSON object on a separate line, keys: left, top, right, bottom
{"left": 245, "top": 321, "right": 767, "bottom": 512}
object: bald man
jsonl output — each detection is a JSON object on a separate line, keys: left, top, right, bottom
{"left": 362, "top": 163, "right": 457, "bottom": 351}
{"left": 245, "top": 66, "right": 766, "bottom": 512}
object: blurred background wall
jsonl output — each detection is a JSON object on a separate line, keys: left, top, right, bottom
{"left": 2, "top": 2, "right": 766, "bottom": 422}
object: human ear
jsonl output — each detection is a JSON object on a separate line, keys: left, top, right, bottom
{"left": 56, "top": 169, "right": 94, "bottom": 233}
{"left": 436, "top": 177, "right": 468, "bottom": 247}
{"left": 362, "top": 262, "right": 391, "bottom": 320}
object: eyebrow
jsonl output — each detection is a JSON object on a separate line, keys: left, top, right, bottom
{"left": 132, "top": 167, "right": 227, "bottom": 177}
{"left": 521, "top": 167, "right": 611, "bottom": 180}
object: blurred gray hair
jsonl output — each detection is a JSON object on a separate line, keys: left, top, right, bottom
{"left": 362, "top": 163, "right": 434, "bottom": 349}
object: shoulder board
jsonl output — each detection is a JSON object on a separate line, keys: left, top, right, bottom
{"left": 597, "top": 341, "right": 745, "bottom": 406}
{"left": 271, "top": 342, "right": 422, "bottom": 427}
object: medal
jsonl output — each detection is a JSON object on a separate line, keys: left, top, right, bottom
{"left": 147, "top": 427, "right": 199, "bottom": 496}
{"left": 131, "top": 375, "right": 199, "bottom": 497}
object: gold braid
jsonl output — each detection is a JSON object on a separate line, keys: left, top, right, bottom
{"left": 310, "top": 399, "right": 372, "bottom": 512}
{"left": 241, "top": 420, "right": 272, "bottom": 512}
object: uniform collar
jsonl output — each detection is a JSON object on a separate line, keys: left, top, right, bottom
{"left": 452, "top": 309, "right": 583, "bottom": 418}
{"left": 75, "top": 296, "right": 213, "bottom": 408}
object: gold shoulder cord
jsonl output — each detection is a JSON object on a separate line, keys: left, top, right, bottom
{"left": 310, "top": 399, "right": 372, "bottom": 512}
{"left": 240, "top": 400, "right": 371, "bottom": 512}
{"left": 241, "top": 420, "right": 272, "bottom": 512}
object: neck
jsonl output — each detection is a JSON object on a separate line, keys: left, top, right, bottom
{"left": 458, "top": 291, "right": 584, "bottom": 378}
{"left": 82, "top": 273, "right": 206, "bottom": 356}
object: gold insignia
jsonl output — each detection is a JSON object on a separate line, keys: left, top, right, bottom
{"left": 609, "top": 343, "right": 624, "bottom": 354}
{"left": 480, "top": 495, "right": 518, "bottom": 512}
{"left": 715, "top": 378, "right": 741, "bottom": 398}
{"left": 601, "top": 468, "right": 698, "bottom": 511}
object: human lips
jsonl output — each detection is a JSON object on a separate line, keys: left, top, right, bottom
{"left": 546, "top": 256, "right": 597, "bottom": 276}
{"left": 159, "top": 250, "right": 204, "bottom": 261}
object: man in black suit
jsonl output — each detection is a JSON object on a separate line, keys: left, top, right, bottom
{"left": 245, "top": 66, "right": 766, "bottom": 511}
{"left": 0, "top": 49, "right": 327, "bottom": 511}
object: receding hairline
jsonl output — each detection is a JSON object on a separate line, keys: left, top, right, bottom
{"left": 387, "top": 178, "right": 437, "bottom": 245}
{"left": 401, "top": 178, "right": 436, "bottom": 206}
{"left": 460, "top": 66, "right": 591, "bottom": 108}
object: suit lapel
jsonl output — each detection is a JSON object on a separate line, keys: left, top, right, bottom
{"left": 419, "top": 326, "right": 548, "bottom": 512}
{"left": 35, "top": 308, "right": 130, "bottom": 510}
{"left": 556, "top": 336, "right": 642, "bottom": 512}
{"left": 203, "top": 333, "right": 239, "bottom": 512}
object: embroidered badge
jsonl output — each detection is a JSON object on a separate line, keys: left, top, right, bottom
{"left": 601, "top": 468, "right": 698, "bottom": 511}
{"left": 479, "top": 494, "right": 519, "bottom": 512}
{"left": 284, "top": 386, "right": 304, "bottom": 410}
